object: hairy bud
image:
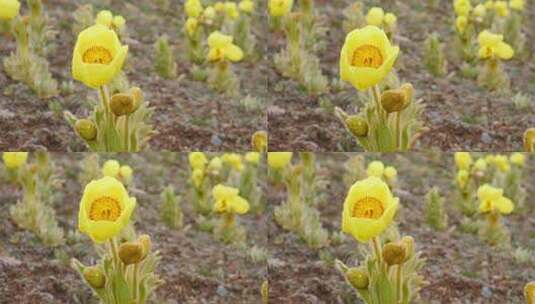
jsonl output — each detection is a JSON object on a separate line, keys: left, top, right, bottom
{"left": 118, "top": 241, "right": 145, "bottom": 265}
{"left": 83, "top": 266, "right": 106, "bottom": 289}
{"left": 383, "top": 242, "right": 406, "bottom": 266}
{"left": 345, "top": 116, "right": 368, "bottom": 137}
{"left": 75, "top": 119, "right": 97, "bottom": 141}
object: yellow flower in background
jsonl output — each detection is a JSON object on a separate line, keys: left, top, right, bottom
{"left": 366, "top": 161, "right": 385, "bottom": 178}
{"left": 474, "top": 4, "right": 487, "bottom": 18}
{"left": 0, "top": 0, "right": 20, "bottom": 20}
{"left": 203, "top": 6, "right": 216, "bottom": 20}
{"left": 207, "top": 31, "right": 244, "bottom": 62}
{"left": 493, "top": 155, "right": 510, "bottom": 172}
{"left": 477, "top": 184, "right": 514, "bottom": 214}
{"left": 485, "top": 154, "right": 496, "bottom": 164}
{"left": 342, "top": 177, "right": 399, "bottom": 242}
{"left": 224, "top": 2, "right": 240, "bottom": 19}
{"left": 212, "top": 184, "right": 250, "bottom": 214}
{"left": 510, "top": 0, "right": 524, "bottom": 11}
{"left": 208, "top": 157, "right": 223, "bottom": 172}
{"left": 454, "top": 152, "right": 472, "bottom": 170}
{"left": 185, "top": 17, "right": 199, "bottom": 37}
{"left": 384, "top": 13, "right": 397, "bottom": 28}
{"left": 340, "top": 26, "right": 400, "bottom": 91}
{"left": 510, "top": 153, "right": 525, "bottom": 166}
{"left": 189, "top": 152, "right": 208, "bottom": 171}
{"left": 494, "top": 1, "right": 509, "bottom": 17}
{"left": 252, "top": 131, "right": 268, "bottom": 152}
{"left": 456, "top": 169, "right": 469, "bottom": 188}
{"left": 484, "top": 0, "right": 495, "bottom": 9}
{"left": 185, "top": 0, "right": 203, "bottom": 18}
{"left": 192, "top": 169, "right": 204, "bottom": 188}
{"left": 78, "top": 176, "right": 137, "bottom": 243}
{"left": 239, "top": 0, "right": 255, "bottom": 13}
{"left": 477, "top": 30, "right": 514, "bottom": 60}
{"left": 72, "top": 24, "right": 129, "bottom": 89}
{"left": 268, "top": 0, "right": 294, "bottom": 17}
{"left": 245, "top": 152, "right": 261, "bottom": 165}
{"left": 3, "top": 152, "right": 28, "bottom": 169}
{"left": 222, "top": 153, "right": 244, "bottom": 171}
{"left": 214, "top": 1, "right": 225, "bottom": 12}
{"left": 102, "top": 159, "right": 120, "bottom": 177}
{"left": 455, "top": 16, "right": 468, "bottom": 34}
{"left": 384, "top": 166, "right": 397, "bottom": 181}
{"left": 95, "top": 10, "right": 113, "bottom": 27}
{"left": 366, "top": 7, "right": 384, "bottom": 26}
{"left": 267, "top": 152, "right": 293, "bottom": 169}
{"left": 453, "top": 0, "right": 472, "bottom": 16}
{"left": 119, "top": 165, "right": 133, "bottom": 184}
{"left": 113, "top": 15, "right": 126, "bottom": 30}
{"left": 474, "top": 158, "right": 487, "bottom": 172}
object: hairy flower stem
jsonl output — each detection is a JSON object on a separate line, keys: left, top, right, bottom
{"left": 396, "top": 112, "right": 401, "bottom": 150}
{"left": 99, "top": 86, "right": 111, "bottom": 150}
{"left": 396, "top": 265, "right": 403, "bottom": 304}
{"left": 372, "top": 85, "right": 384, "bottom": 121}
{"left": 108, "top": 238, "right": 120, "bottom": 302}
{"left": 133, "top": 263, "right": 139, "bottom": 301}
{"left": 372, "top": 237, "right": 383, "bottom": 267}
{"left": 124, "top": 115, "right": 130, "bottom": 152}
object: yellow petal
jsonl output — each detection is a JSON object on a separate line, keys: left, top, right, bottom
{"left": 224, "top": 43, "right": 244, "bottom": 62}
{"left": 0, "top": 0, "right": 20, "bottom": 20}
{"left": 494, "top": 197, "right": 514, "bottom": 214}
{"left": 495, "top": 41, "right": 514, "bottom": 59}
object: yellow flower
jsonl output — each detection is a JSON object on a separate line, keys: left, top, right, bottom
{"left": 454, "top": 152, "right": 472, "bottom": 170}
{"left": 474, "top": 4, "right": 487, "bottom": 18}
{"left": 484, "top": 0, "right": 495, "bottom": 9}
{"left": 384, "top": 13, "right": 397, "bottom": 28}
{"left": 78, "top": 176, "right": 137, "bottom": 243}
{"left": 340, "top": 26, "right": 400, "bottom": 91}
{"left": 72, "top": 24, "right": 128, "bottom": 89}
{"left": 113, "top": 15, "right": 126, "bottom": 30}
{"left": 493, "top": 155, "right": 510, "bottom": 172}
{"left": 477, "top": 184, "right": 514, "bottom": 214}
{"left": 252, "top": 130, "right": 268, "bottom": 152}
{"left": 225, "top": 2, "right": 240, "bottom": 19}
{"left": 207, "top": 31, "right": 244, "bottom": 62}
{"left": 102, "top": 159, "right": 120, "bottom": 177}
{"left": 185, "top": 17, "right": 199, "bottom": 37}
{"left": 185, "top": 0, "right": 203, "bottom": 18}
{"left": 477, "top": 30, "right": 514, "bottom": 60}
{"left": 366, "top": 7, "right": 384, "bottom": 26}
{"left": 0, "top": 0, "right": 20, "bottom": 20}
{"left": 239, "top": 0, "right": 255, "bottom": 13}
{"left": 342, "top": 177, "right": 399, "bottom": 242}
{"left": 119, "top": 165, "right": 133, "bottom": 184}
{"left": 3, "top": 152, "right": 28, "bottom": 169}
{"left": 494, "top": 1, "right": 509, "bottom": 16}
{"left": 453, "top": 0, "right": 472, "bottom": 16}
{"left": 192, "top": 169, "right": 204, "bottom": 188}
{"left": 267, "top": 152, "right": 293, "bottom": 169}
{"left": 510, "top": 0, "right": 524, "bottom": 11}
{"left": 189, "top": 152, "right": 208, "bottom": 171}
{"left": 212, "top": 184, "right": 250, "bottom": 214}
{"left": 245, "top": 152, "right": 261, "bottom": 164}
{"left": 214, "top": 1, "right": 226, "bottom": 12}
{"left": 208, "top": 157, "right": 223, "bottom": 172}
{"left": 456, "top": 170, "right": 469, "bottom": 188}
{"left": 525, "top": 282, "right": 535, "bottom": 304}
{"left": 268, "top": 0, "right": 294, "bottom": 17}
{"left": 485, "top": 154, "right": 496, "bottom": 164}
{"left": 474, "top": 158, "right": 487, "bottom": 172}
{"left": 455, "top": 16, "right": 468, "bottom": 34}
{"left": 222, "top": 153, "right": 244, "bottom": 171}
{"left": 203, "top": 6, "right": 216, "bottom": 20}
{"left": 95, "top": 10, "right": 113, "bottom": 27}
{"left": 510, "top": 153, "right": 525, "bottom": 166}
{"left": 366, "top": 161, "right": 385, "bottom": 178}
{"left": 384, "top": 166, "right": 397, "bottom": 181}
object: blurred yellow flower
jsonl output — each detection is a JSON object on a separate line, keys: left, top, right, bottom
{"left": 185, "top": 17, "right": 199, "bottom": 37}
{"left": 185, "top": 0, "right": 203, "bottom": 18}
{"left": 192, "top": 169, "right": 204, "bottom": 188}
{"left": 510, "top": 0, "right": 524, "bottom": 11}
{"left": 484, "top": 0, "right": 495, "bottom": 9}
{"left": 477, "top": 30, "right": 514, "bottom": 60}
{"left": 267, "top": 152, "right": 293, "bottom": 169}
{"left": 239, "top": 0, "right": 255, "bottom": 13}
{"left": 252, "top": 131, "right": 268, "bottom": 152}
{"left": 384, "top": 13, "right": 397, "bottom": 28}
{"left": 207, "top": 31, "right": 244, "bottom": 62}
{"left": 342, "top": 177, "right": 399, "bottom": 242}
{"left": 102, "top": 159, "right": 120, "bottom": 177}
{"left": 366, "top": 7, "right": 384, "bottom": 26}
{"left": 212, "top": 184, "right": 250, "bottom": 214}
{"left": 493, "top": 155, "right": 510, "bottom": 172}
{"left": 477, "top": 184, "right": 513, "bottom": 214}
{"left": 214, "top": 1, "right": 226, "bottom": 12}
{"left": 494, "top": 1, "right": 509, "bottom": 16}
{"left": 222, "top": 153, "right": 244, "bottom": 171}
{"left": 366, "top": 161, "right": 385, "bottom": 178}
{"left": 0, "top": 0, "right": 20, "bottom": 20}
{"left": 454, "top": 0, "right": 472, "bottom": 16}
{"left": 113, "top": 15, "right": 126, "bottom": 30}
{"left": 268, "top": 0, "right": 294, "bottom": 17}
{"left": 119, "top": 165, "right": 133, "bottom": 184}
{"left": 245, "top": 152, "right": 261, "bottom": 164}
{"left": 474, "top": 4, "right": 487, "bottom": 18}
{"left": 95, "top": 10, "right": 113, "bottom": 27}
{"left": 455, "top": 16, "right": 468, "bottom": 34}
{"left": 384, "top": 166, "right": 397, "bottom": 181}
{"left": 340, "top": 26, "right": 400, "bottom": 91}
{"left": 72, "top": 24, "right": 128, "bottom": 88}
{"left": 78, "top": 176, "right": 137, "bottom": 243}
{"left": 224, "top": 2, "right": 240, "bottom": 19}
{"left": 456, "top": 169, "right": 469, "bottom": 188}
{"left": 474, "top": 158, "right": 487, "bottom": 172}
{"left": 208, "top": 157, "right": 223, "bottom": 172}
{"left": 3, "top": 152, "right": 28, "bottom": 169}
{"left": 203, "top": 6, "right": 216, "bottom": 20}
{"left": 189, "top": 152, "right": 208, "bottom": 171}
{"left": 509, "top": 153, "right": 525, "bottom": 166}
{"left": 454, "top": 152, "right": 472, "bottom": 170}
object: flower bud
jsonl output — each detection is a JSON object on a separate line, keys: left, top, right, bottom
{"left": 75, "top": 119, "right": 97, "bottom": 141}
{"left": 129, "top": 87, "right": 144, "bottom": 112}
{"left": 400, "top": 236, "right": 414, "bottom": 261}
{"left": 110, "top": 93, "right": 135, "bottom": 116}
{"left": 525, "top": 281, "right": 535, "bottom": 304}
{"left": 118, "top": 241, "right": 145, "bottom": 265}
{"left": 346, "top": 268, "right": 369, "bottom": 290}
{"left": 345, "top": 116, "right": 368, "bottom": 137}
{"left": 381, "top": 90, "right": 408, "bottom": 113}
{"left": 400, "top": 83, "right": 414, "bottom": 104}
{"left": 383, "top": 242, "right": 406, "bottom": 266}
{"left": 523, "top": 128, "right": 535, "bottom": 152}
{"left": 83, "top": 266, "right": 106, "bottom": 289}
{"left": 251, "top": 131, "right": 268, "bottom": 152}
{"left": 137, "top": 234, "right": 152, "bottom": 259}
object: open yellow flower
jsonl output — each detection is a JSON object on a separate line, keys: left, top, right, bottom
{"left": 477, "top": 30, "right": 514, "bottom": 60}
{"left": 342, "top": 177, "right": 399, "bottom": 242}
{"left": 366, "top": 161, "right": 385, "bottom": 178}
{"left": 0, "top": 0, "right": 20, "bottom": 20}
{"left": 185, "top": 0, "right": 203, "bottom": 18}
{"left": 78, "top": 176, "right": 137, "bottom": 243}
{"left": 268, "top": 0, "right": 293, "bottom": 17}
{"left": 3, "top": 152, "right": 28, "bottom": 169}
{"left": 454, "top": 152, "right": 472, "bottom": 170}
{"left": 212, "top": 184, "right": 250, "bottom": 214}
{"left": 477, "top": 184, "right": 514, "bottom": 214}
{"left": 340, "top": 26, "right": 400, "bottom": 91}
{"left": 72, "top": 24, "right": 128, "bottom": 89}
{"left": 366, "top": 7, "right": 384, "bottom": 26}
{"left": 102, "top": 159, "right": 120, "bottom": 177}
{"left": 207, "top": 31, "right": 244, "bottom": 62}
{"left": 510, "top": 153, "right": 525, "bottom": 166}
{"left": 267, "top": 152, "right": 293, "bottom": 169}
{"left": 510, "top": 0, "right": 524, "bottom": 11}
{"left": 189, "top": 152, "right": 208, "bottom": 171}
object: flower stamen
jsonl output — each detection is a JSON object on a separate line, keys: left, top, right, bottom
{"left": 352, "top": 197, "right": 384, "bottom": 219}
{"left": 351, "top": 45, "right": 383, "bottom": 68}
{"left": 83, "top": 46, "right": 113, "bottom": 64}
{"left": 89, "top": 196, "right": 121, "bottom": 221}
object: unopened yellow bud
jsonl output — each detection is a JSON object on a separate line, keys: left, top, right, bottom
{"left": 345, "top": 116, "right": 368, "bottom": 137}
{"left": 118, "top": 241, "right": 145, "bottom": 265}
{"left": 75, "top": 119, "right": 97, "bottom": 141}
{"left": 383, "top": 242, "right": 406, "bottom": 265}
{"left": 110, "top": 93, "right": 135, "bottom": 116}
{"left": 138, "top": 234, "right": 152, "bottom": 259}
{"left": 83, "top": 266, "right": 106, "bottom": 289}
{"left": 130, "top": 87, "right": 144, "bottom": 110}
{"left": 523, "top": 128, "right": 535, "bottom": 152}
{"left": 525, "top": 281, "right": 535, "bottom": 304}
{"left": 252, "top": 131, "right": 268, "bottom": 152}
{"left": 400, "top": 236, "right": 414, "bottom": 261}
{"left": 346, "top": 268, "right": 369, "bottom": 289}
{"left": 381, "top": 83, "right": 413, "bottom": 113}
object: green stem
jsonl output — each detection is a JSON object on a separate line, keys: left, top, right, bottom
{"left": 133, "top": 263, "right": 140, "bottom": 302}
{"left": 372, "top": 85, "right": 384, "bottom": 121}
{"left": 124, "top": 115, "right": 130, "bottom": 152}
{"left": 372, "top": 237, "right": 382, "bottom": 267}
{"left": 99, "top": 86, "right": 112, "bottom": 151}
{"left": 396, "top": 265, "right": 403, "bottom": 304}
{"left": 396, "top": 112, "right": 401, "bottom": 150}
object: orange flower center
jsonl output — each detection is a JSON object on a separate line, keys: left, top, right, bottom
{"left": 83, "top": 46, "right": 113, "bottom": 64}
{"left": 89, "top": 196, "right": 121, "bottom": 221}
{"left": 351, "top": 45, "right": 383, "bottom": 68}
{"left": 352, "top": 197, "right": 384, "bottom": 219}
